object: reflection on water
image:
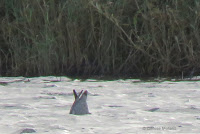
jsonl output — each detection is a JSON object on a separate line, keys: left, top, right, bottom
{"left": 0, "top": 76, "right": 199, "bottom": 133}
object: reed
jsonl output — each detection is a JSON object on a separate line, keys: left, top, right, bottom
{"left": 0, "top": 0, "right": 200, "bottom": 77}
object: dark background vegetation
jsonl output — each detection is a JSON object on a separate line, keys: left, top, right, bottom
{"left": 0, "top": 0, "right": 200, "bottom": 78}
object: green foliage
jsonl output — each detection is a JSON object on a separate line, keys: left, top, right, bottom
{"left": 0, "top": 0, "right": 200, "bottom": 77}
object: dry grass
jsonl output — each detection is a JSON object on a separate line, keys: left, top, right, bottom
{"left": 0, "top": 0, "right": 200, "bottom": 77}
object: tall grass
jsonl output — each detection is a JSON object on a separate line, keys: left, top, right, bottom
{"left": 0, "top": 0, "right": 200, "bottom": 77}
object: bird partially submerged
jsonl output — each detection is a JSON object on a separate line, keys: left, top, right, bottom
{"left": 69, "top": 90, "right": 90, "bottom": 115}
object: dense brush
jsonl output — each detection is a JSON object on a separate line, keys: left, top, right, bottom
{"left": 0, "top": 0, "right": 200, "bottom": 77}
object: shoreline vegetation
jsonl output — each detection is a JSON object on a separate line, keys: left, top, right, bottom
{"left": 0, "top": 0, "right": 200, "bottom": 77}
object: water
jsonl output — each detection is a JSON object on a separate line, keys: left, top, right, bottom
{"left": 0, "top": 76, "right": 200, "bottom": 134}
